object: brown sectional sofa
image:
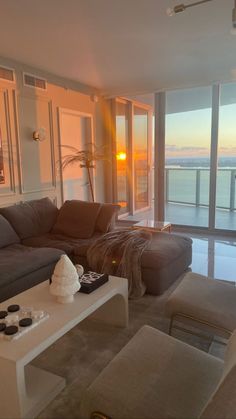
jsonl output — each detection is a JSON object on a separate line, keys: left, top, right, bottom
{"left": 0, "top": 197, "right": 192, "bottom": 302}
{"left": 0, "top": 198, "right": 120, "bottom": 301}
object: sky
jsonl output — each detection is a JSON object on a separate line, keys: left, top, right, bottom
{"left": 116, "top": 102, "right": 236, "bottom": 160}
{"left": 166, "top": 104, "right": 236, "bottom": 158}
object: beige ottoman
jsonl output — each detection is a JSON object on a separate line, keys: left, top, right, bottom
{"left": 166, "top": 272, "right": 236, "bottom": 339}
{"left": 141, "top": 232, "right": 192, "bottom": 295}
{"left": 79, "top": 325, "right": 226, "bottom": 419}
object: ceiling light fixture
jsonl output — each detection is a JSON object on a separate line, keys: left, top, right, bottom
{"left": 232, "top": 0, "right": 236, "bottom": 29}
{"left": 166, "top": 0, "right": 214, "bottom": 17}
{"left": 167, "top": 0, "right": 236, "bottom": 34}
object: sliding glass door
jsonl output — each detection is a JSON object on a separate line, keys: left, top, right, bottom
{"left": 154, "top": 81, "right": 236, "bottom": 232}
{"left": 165, "top": 87, "right": 212, "bottom": 227}
{"left": 114, "top": 99, "right": 152, "bottom": 217}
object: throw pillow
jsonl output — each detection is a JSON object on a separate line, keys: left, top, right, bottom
{"left": 52, "top": 200, "right": 101, "bottom": 239}
{"left": 0, "top": 197, "right": 58, "bottom": 239}
{"left": 95, "top": 203, "right": 121, "bottom": 233}
{"left": 0, "top": 214, "right": 20, "bottom": 248}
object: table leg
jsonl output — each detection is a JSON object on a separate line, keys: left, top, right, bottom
{"left": 0, "top": 357, "right": 24, "bottom": 418}
{"left": 0, "top": 358, "right": 65, "bottom": 419}
{"left": 91, "top": 291, "right": 129, "bottom": 328}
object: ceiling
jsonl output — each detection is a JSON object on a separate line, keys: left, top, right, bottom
{"left": 0, "top": 0, "right": 235, "bottom": 95}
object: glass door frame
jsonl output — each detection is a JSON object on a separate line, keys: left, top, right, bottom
{"left": 112, "top": 97, "right": 153, "bottom": 218}
{"left": 112, "top": 97, "right": 131, "bottom": 218}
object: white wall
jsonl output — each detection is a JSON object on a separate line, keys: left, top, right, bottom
{"left": 59, "top": 108, "right": 91, "bottom": 202}
{"left": 0, "top": 56, "right": 108, "bottom": 208}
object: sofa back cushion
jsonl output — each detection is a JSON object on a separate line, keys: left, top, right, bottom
{"left": 200, "top": 330, "right": 236, "bottom": 418}
{"left": 95, "top": 203, "right": 120, "bottom": 233}
{"left": 0, "top": 198, "right": 59, "bottom": 239}
{"left": 0, "top": 214, "right": 20, "bottom": 248}
{"left": 52, "top": 200, "right": 101, "bottom": 239}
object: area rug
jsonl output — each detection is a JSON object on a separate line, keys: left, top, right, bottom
{"left": 34, "top": 276, "right": 225, "bottom": 419}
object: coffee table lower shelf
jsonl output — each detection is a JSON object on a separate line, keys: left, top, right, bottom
{"left": 24, "top": 365, "right": 65, "bottom": 419}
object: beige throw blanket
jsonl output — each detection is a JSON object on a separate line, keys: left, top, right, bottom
{"left": 87, "top": 228, "right": 151, "bottom": 299}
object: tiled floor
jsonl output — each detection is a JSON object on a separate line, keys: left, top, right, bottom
{"left": 186, "top": 233, "right": 236, "bottom": 283}
{"left": 124, "top": 202, "right": 236, "bottom": 230}
{"left": 123, "top": 203, "right": 236, "bottom": 282}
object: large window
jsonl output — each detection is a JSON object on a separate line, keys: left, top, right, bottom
{"left": 114, "top": 99, "right": 152, "bottom": 217}
{"left": 114, "top": 84, "right": 236, "bottom": 232}
{"left": 150, "top": 82, "right": 236, "bottom": 232}
{"left": 165, "top": 87, "right": 212, "bottom": 227}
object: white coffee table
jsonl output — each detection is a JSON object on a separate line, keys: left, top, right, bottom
{"left": 0, "top": 276, "right": 128, "bottom": 419}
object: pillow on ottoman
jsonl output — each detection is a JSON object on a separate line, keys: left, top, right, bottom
{"left": 53, "top": 200, "right": 101, "bottom": 239}
{"left": 95, "top": 203, "right": 120, "bottom": 233}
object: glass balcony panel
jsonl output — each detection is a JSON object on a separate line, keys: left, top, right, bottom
{"left": 167, "top": 169, "right": 196, "bottom": 204}
{"left": 199, "top": 170, "right": 210, "bottom": 206}
{"left": 216, "top": 170, "right": 231, "bottom": 209}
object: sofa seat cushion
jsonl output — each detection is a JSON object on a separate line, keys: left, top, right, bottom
{"left": 141, "top": 232, "right": 192, "bottom": 270}
{"left": 71, "top": 233, "right": 102, "bottom": 256}
{"left": 22, "top": 234, "right": 74, "bottom": 255}
{"left": 0, "top": 198, "right": 59, "bottom": 239}
{"left": 79, "top": 325, "right": 223, "bottom": 419}
{"left": 53, "top": 200, "right": 101, "bottom": 239}
{"left": 0, "top": 244, "right": 63, "bottom": 287}
{"left": 0, "top": 214, "right": 20, "bottom": 248}
{"left": 22, "top": 232, "right": 102, "bottom": 256}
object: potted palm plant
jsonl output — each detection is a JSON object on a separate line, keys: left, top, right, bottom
{"left": 60, "top": 143, "right": 108, "bottom": 202}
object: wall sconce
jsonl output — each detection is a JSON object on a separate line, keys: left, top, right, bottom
{"left": 32, "top": 127, "right": 46, "bottom": 142}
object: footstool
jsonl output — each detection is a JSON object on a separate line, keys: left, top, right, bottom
{"left": 141, "top": 232, "right": 192, "bottom": 295}
{"left": 166, "top": 271, "right": 236, "bottom": 340}
{"left": 79, "top": 325, "right": 229, "bottom": 419}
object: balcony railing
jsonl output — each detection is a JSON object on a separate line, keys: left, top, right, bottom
{"left": 165, "top": 168, "right": 236, "bottom": 211}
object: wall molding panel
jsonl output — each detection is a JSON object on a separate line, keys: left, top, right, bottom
{"left": 12, "top": 88, "right": 23, "bottom": 194}
{"left": 17, "top": 94, "right": 56, "bottom": 194}
{"left": 0, "top": 59, "right": 99, "bottom": 208}
{"left": 0, "top": 87, "right": 16, "bottom": 197}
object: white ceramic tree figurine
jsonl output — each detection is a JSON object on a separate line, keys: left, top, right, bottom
{"left": 50, "top": 255, "right": 81, "bottom": 303}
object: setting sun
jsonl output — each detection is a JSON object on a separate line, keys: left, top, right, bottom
{"left": 116, "top": 152, "right": 127, "bottom": 161}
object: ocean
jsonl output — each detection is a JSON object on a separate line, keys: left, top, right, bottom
{"left": 165, "top": 157, "right": 236, "bottom": 209}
